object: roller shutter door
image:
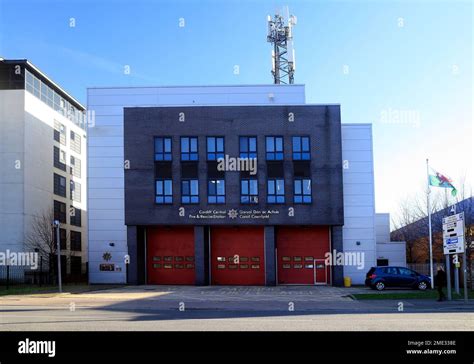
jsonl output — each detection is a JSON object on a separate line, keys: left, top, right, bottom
{"left": 147, "top": 227, "right": 195, "bottom": 284}
{"left": 211, "top": 227, "right": 265, "bottom": 285}
{"left": 277, "top": 226, "right": 330, "bottom": 285}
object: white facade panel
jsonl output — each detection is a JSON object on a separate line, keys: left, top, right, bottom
{"left": 89, "top": 219, "right": 127, "bottom": 231}
{"left": 88, "top": 167, "right": 124, "bottom": 178}
{"left": 89, "top": 198, "right": 124, "bottom": 210}
{"left": 88, "top": 177, "right": 124, "bottom": 189}
{"left": 376, "top": 242, "right": 407, "bottom": 267}
{"left": 88, "top": 188, "right": 124, "bottom": 199}
{"left": 343, "top": 195, "right": 375, "bottom": 207}
{"left": 375, "top": 213, "right": 391, "bottom": 243}
{"left": 341, "top": 124, "right": 376, "bottom": 284}
{"left": 88, "top": 147, "right": 123, "bottom": 157}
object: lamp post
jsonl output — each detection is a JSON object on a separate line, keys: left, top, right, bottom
{"left": 53, "top": 220, "right": 62, "bottom": 293}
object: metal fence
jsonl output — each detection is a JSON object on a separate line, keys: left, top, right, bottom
{"left": 0, "top": 263, "right": 88, "bottom": 289}
{"left": 407, "top": 262, "right": 473, "bottom": 288}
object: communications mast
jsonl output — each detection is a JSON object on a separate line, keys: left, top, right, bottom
{"left": 267, "top": 6, "right": 297, "bottom": 84}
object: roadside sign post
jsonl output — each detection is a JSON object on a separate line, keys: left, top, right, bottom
{"left": 53, "top": 220, "right": 62, "bottom": 293}
{"left": 445, "top": 255, "right": 452, "bottom": 301}
{"left": 124, "top": 254, "right": 130, "bottom": 285}
{"left": 453, "top": 254, "right": 460, "bottom": 295}
{"left": 463, "top": 250, "right": 468, "bottom": 302}
{"left": 442, "top": 212, "right": 466, "bottom": 302}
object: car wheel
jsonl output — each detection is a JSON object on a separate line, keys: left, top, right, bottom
{"left": 375, "top": 282, "right": 385, "bottom": 291}
{"left": 418, "top": 281, "right": 428, "bottom": 291}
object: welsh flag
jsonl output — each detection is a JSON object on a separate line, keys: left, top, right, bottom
{"left": 428, "top": 170, "right": 457, "bottom": 196}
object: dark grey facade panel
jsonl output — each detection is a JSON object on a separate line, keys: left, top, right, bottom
{"left": 124, "top": 105, "right": 343, "bottom": 227}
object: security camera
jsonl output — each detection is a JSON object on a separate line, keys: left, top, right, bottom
{"left": 53, "top": 220, "right": 60, "bottom": 228}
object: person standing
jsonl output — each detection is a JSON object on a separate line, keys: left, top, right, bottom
{"left": 435, "top": 266, "right": 447, "bottom": 301}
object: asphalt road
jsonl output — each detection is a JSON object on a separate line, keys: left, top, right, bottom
{"left": 1, "top": 286, "right": 473, "bottom": 331}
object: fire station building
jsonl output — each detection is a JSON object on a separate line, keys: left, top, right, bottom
{"left": 87, "top": 85, "right": 377, "bottom": 286}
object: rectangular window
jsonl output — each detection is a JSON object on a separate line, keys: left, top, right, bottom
{"left": 70, "top": 256, "right": 82, "bottom": 275}
{"left": 181, "top": 179, "right": 199, "bottom": 204}
{"left": 54, "top": 200, "right": 67, "bottom": 223}
{"left": 208, "top": 179, "right": 225, "bottom": 204}
{"left": 54, "top": 228, "right": 67, "bottom": 250}
{"left": 70, "top": 181, "right": 81, "bottom": 202}
{"left": 294, "top": 178, "right": 312, "bottom": 203}
{"left": 267, "top": 179, "right": 285, "bottom": 204}
{"left": 207, "top": 137, "right": 224, "bottom": 160}
{"left": 54, "top": 121, "right": 66, "bottom": 145}
{"left": 70, "top": 207, "right": 82, "bottom": 227}
{"left": 239, "top": 136, "right": 257, "bottom": 158}
{"left": 181, "top": 137, "right": 198, "bottom": 161}
{"left": 266, "top": 136, "right": 284, "bottom": 160}
{"left": 155, "top": 179, "right": 173, "bottom": 204}
{"left": 70, "top": 130, "right": 81, "bottom": 154}
{"left": 54, "top": 146, "right": 66, "bottom": 171}
{"left": 240, "top": 179, "right": 258, "bottom": 204}
{"left": 154, "top": 137, "right": 172, "bottom": 161}
{"left": 70, "top": 231, "right": 82, "bottom": 251}
{"left": 53, "top": 173, "right": 66, "bottom": 197}
{"left": 292, "top": 136, "right": 310, "bottom": 160}
{"left": 70, "top": 156, "right": 81, "bottom": 178}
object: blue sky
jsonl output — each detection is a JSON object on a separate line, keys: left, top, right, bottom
{"left": 0, "top": 0, "right": 472, "bottom": 221}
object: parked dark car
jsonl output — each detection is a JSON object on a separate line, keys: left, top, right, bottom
{"left": 365, "top": 266, "right": 431, "bottom": 291}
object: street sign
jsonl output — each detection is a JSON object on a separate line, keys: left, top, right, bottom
{"left": 443, "top": 212, "right": 465, "bottom": 255}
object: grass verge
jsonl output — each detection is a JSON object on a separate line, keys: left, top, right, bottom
{"left": 0, "top": 284, "right": 120, "bottom": 296}
{"left": 353, "top": 289, "right": 474, "bottom": 300}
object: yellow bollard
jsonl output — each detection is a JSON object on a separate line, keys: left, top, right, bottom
{"left": 344, "top": 276, "right": 352, "bottom": 287}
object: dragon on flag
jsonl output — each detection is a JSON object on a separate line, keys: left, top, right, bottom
{"left": 428, "top": 169, "right": 457, "bottom": 196}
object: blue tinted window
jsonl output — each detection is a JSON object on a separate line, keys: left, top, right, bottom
{"left": 293, "top": 136, "right": 310, "bottom": 160}
{"left": 241, "top": 178, "right": 258, "bottom": 204}
{"left": 208, "top": 179, "right": 225, "bottom": 204}
{"left": 156, "top": 179, "right": 172, "bottom": 204}
{"left": 181, "top": 179, "right": 199, "bottom": 204}
{"left": 155, "top": 137, "right": 172, "bottom": 161}
{"left": 207, "top": 137, "right": 224, "bottom": 160}
{"left": 267, "top": 178, "right": 285, "bottom": 204}
{"left": 266, "top": 136, "right": 283, "bottom": 160}
{"left": 181, "top": 137, "right": 198, "bottom": 161}
{"left": 294, "top": 178, "right": 312, "bottom": 204}
{"left": 240, "top": 136, "right": 257, "bottom": 159}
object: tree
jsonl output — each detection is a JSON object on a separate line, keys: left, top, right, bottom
{"left": 24, "top": 208, "right": 70, "bottom": 283}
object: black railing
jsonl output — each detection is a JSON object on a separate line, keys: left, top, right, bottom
{"left": 0, "top": 262, "right": 88, "bottom": 289}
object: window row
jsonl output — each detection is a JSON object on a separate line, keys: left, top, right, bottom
{"left": 54, "top": 147, "right": 82, "bottom": 178}
{"left": 53, "top": 121, "right": 82, "bottom": 155}
{"left": 154, "top": 136, "right": 311, "bottom": 161}
{"left": 53, "top": 174, "right": 81, "bottom": 202}
{"left": 53, "top": 200, "right": 82, "bottom": 227}
{"left": 155, "top": 178, "right": 312, "bottom": 205}
{"left": 25, "top": 69, "right": 85, "bottom": 127}
{"left": 53, "top": 228, "right": 82, "bottom": 252}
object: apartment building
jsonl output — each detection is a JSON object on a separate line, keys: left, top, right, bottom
{"left": 0, "top": 58, "right": 87, "bottom": 277}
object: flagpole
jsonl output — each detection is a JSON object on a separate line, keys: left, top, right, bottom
{"left": 426, "top": 158, "right": 434, "bottom": 289}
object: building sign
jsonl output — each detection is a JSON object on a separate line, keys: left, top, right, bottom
{"left": 99, "top": 263, "right": 115, "bottom": 271}
{"left": 185, "top": 208, "right": 281, "bottom": 220}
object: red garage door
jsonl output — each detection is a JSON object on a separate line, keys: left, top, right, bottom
{"left": 147, "top": 227, "right": 195, "bottom": 285}
{"left": 211, "top": 227, "right": 265, "bottom": 285}
{"left": 277, "top": 226, "right": 330, "bottom": 285}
